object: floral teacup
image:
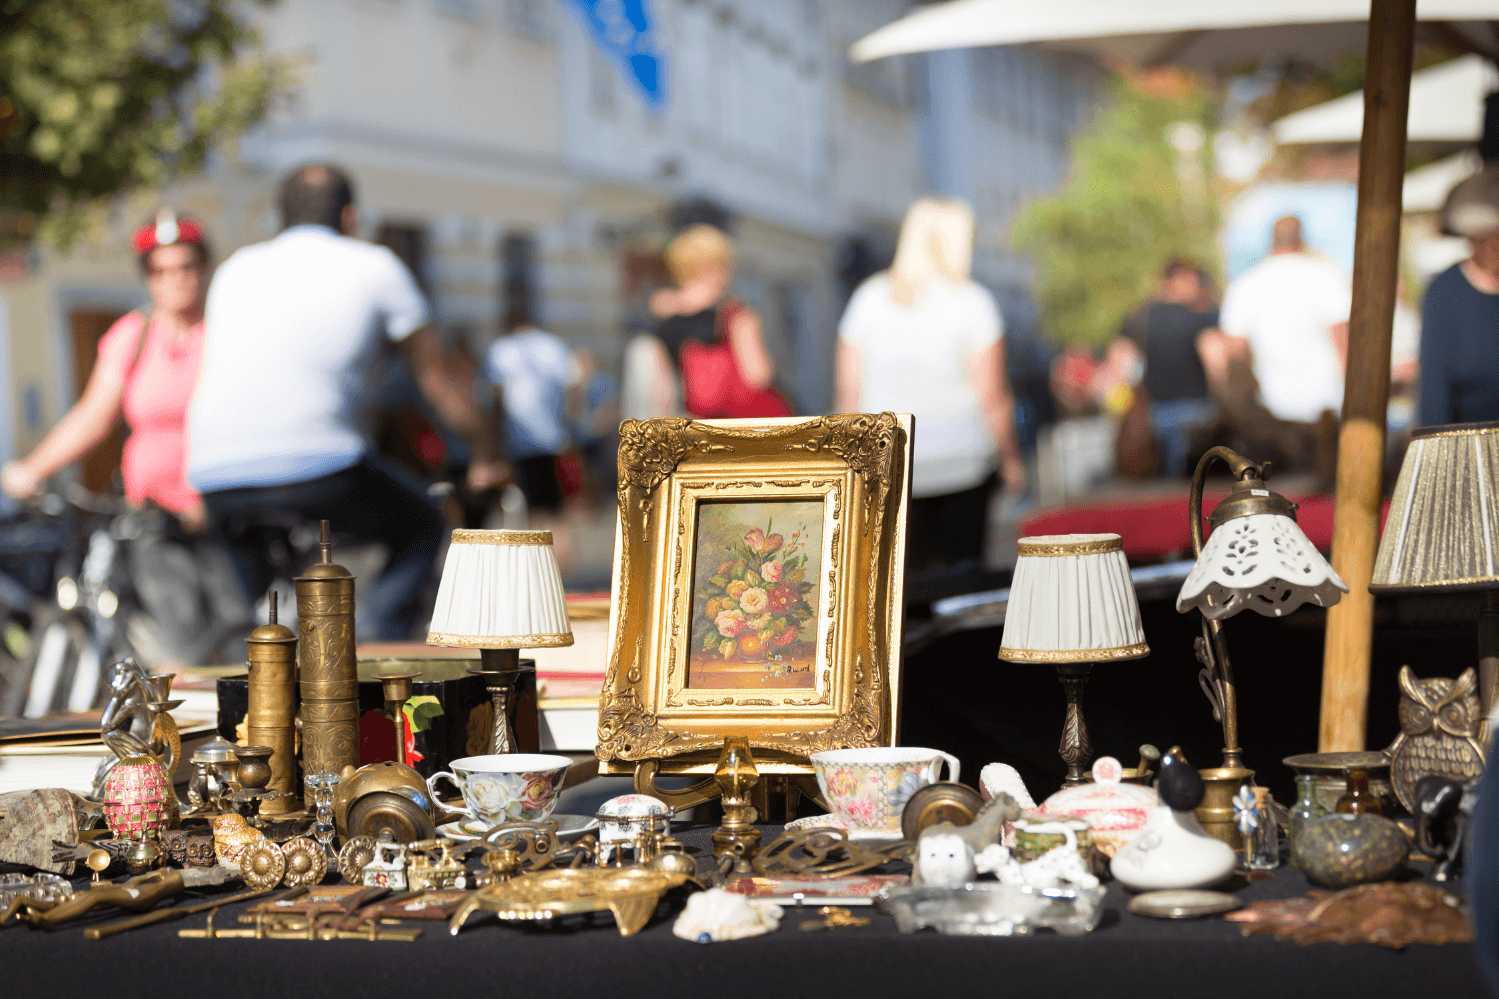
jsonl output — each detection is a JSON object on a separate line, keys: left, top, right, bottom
{"left": 810, "top": 747, "right": 961, "bottom": 834}
{"left": 425, "top": 754, "right": 570, "bottom": 827}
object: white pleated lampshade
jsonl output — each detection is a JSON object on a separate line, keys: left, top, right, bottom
{"left": 426, "top": 530, "right": 574, "bottom": 649}
{"left": 1176, "top": 514, "right": 1347, "bottom": 620}
{"left": 999, "top": 534, "right": 1148, "bottom": 663}
{"left": 1372, "top": 422, "right": 1499, "bottom": 593}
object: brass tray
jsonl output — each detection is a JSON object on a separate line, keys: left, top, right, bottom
{"left": 448, "top": 867, "right": 691, "bottom": 937}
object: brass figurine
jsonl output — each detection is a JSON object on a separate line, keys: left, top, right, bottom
{"left": 1389, "top": 665, "right": 1486, "bottom": 812}
{"left": 373, "top": 671, "right": 421, "bottom": 767}
{"left": 246, "top": 590, "right": 299, "bottom": 814}
{"left": 711, "top": 737, "right": 761, "bottom": 874}
{"left": 297, "top": 521, "right": 359, "bottom": 777}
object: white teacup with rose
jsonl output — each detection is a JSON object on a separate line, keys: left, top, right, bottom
{"left": 425, "top": 753, "right": 571, "bottom": 826}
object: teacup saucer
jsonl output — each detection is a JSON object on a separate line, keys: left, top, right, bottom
{"left": 438, "top": 814, "right": 599, "bottom": 842}
{"left": 784, "top": 813, "right": 905, "bottom": 843}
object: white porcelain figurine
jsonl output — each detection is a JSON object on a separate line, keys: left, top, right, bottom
{"left": 1110, "top": 748, "right": 1235, "bottom": 891}
{"left": 672, "top": 888, "right": 782, "bottom": 942}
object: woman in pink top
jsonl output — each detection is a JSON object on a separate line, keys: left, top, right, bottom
{"left": 2, "top": 211, "right": 211, "bottom": 528}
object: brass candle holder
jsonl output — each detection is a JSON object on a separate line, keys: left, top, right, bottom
{"left": 711, "top": 737, "right": 761, "bottom": 875}
{"left": 372, "top": 671, "right": 421, "bottom": 768}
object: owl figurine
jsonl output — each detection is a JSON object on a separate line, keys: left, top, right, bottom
{"left": 1388, "top": 665, "right": 1486, "bottom": 814}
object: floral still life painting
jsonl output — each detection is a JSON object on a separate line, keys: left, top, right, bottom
{"left": 687, "top": 501, "right": 824, "bottom": 689}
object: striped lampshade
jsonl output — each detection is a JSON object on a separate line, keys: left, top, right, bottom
{"left": 1372, "top": 421, "right": 1499, "bottom": 593}
{"left": 999, "top": 534, "right": 1149, "bottom": 663}
{"left": 426, "top": 530, "right": 574, "bottom": 648}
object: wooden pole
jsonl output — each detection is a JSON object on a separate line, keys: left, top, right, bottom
{"left": 1319, "top": 0, "right": 1416, "bottom": 752}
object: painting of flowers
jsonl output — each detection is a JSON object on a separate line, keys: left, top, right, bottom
{"left": 687, "top": 500, "right": 823, "bottom": 689}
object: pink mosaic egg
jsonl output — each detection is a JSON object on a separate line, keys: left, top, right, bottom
{"left": 101, "top": 755, "right": 175, "bottom": 841}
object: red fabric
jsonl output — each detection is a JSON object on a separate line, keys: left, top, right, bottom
{"left": 1020, "top": 492, "right": 1392, "bottom": 560}
{"left": 680, "top": 299, "right": 793, "bottom": 419}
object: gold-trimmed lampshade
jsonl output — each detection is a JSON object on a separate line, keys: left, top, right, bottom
{"left": 1372, "top": 421, "right": 1499, "bottom": 593}
{"left": 426, "top": 529, "right": 574, "bottom": 649}
{"left": 999, "top": 533, "right": 1149, "bottom": 663}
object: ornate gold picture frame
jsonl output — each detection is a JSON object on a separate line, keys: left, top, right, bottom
{"left": 597, "top": 413, "right": 912, "bottom": 775}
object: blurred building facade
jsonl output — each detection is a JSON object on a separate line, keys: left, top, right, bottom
{"left": 0, "top": 0, "right": 1099, "bottom": 473}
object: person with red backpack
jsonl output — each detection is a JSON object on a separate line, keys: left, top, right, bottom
{"left": 647, "top": 224, "right": 792, "bottom": 420}
{"left": 2, "top": 210, "right": 211, "bottom": 529}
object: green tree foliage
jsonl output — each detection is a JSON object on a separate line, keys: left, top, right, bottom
{"left": 1012, "top": 75, "right": 1220, "bottom": 348}
{"left": 0, "top": 0, "right": 292, "bottom": 247}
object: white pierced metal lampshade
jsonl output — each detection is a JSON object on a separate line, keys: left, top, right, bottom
{"left": 426, "top": 530, "right": 574, "bottom": 648}
{"left": 1372, "top": 422, "right": 1499, "bottom": 592}
{"left": 1177, "top": 515, "right": 1347, "bottom": 621}
{"left": 999, "top": 534, "right": 1149, "bottom": 662}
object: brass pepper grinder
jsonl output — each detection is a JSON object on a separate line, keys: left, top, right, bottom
{"left": 297, "top": 521, "right": 359, "bottom": 778}
{"left": 373, "top": 672, "right": 421, "bottom": 768}
{"left": 246, "top": 591, "right": 299, "bottom": 815}
{"left": 712, "top": 737, "right": 761, "bottom": 875}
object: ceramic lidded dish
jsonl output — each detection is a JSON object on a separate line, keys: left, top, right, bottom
{"left": 1040, "top": 757, "right": 1157, "bottom": 857}
{"left": 596, "top": 794, "right": 672, "bottom": 846}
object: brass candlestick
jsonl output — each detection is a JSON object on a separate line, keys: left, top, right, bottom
{"left": 467, "top": 649, "right": 535, "bottom": 755}
{"left": 246, "top": 591, "right": 298, "bottom": 815}
{"left": 297, "top": 521, "right": 359, "bottom": 778}
{"left": 373, "top": 672, "right": 421, "bottom": 768}
{"left": 711, "top": 737, "right": 760, "bottom": 874}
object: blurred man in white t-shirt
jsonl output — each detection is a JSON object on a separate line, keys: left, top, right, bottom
{"left": 1219, "top": 216, "right": 1351, "bottom": 425}
{"left": 188, "top": 163, "right": 505, "bottom": 638}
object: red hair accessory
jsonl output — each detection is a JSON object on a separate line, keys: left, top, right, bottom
{"left": 132, "top": 209, "right": 205, "bottom": 256}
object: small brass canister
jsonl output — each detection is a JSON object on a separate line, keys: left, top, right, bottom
{"left": 246, "top": 591, "right": 298, "bottom": 815}
{"left": 297, "top": 521, "right": 359, "bottom": 777}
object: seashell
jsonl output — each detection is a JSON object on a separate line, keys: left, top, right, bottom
{"left": 979, "top": 763, "right": 1036, "bottom": 810}
{"left": 672, "top": 887, "right": 782, "bottom": 943}
{"left": 0, "top": 789, "right": 79, "bottom": 875}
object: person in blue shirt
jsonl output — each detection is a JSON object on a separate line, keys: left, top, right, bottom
{"left": 1419, "top": 168, "right": 1499, "bottom": 427}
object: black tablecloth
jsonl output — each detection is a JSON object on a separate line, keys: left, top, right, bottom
{"left": 3, "top": 824, "right": 1489, "bottom": 999}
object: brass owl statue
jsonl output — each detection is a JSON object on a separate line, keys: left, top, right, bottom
{"left": 1388, "top": 665, "right": 1486, "bottom": 813}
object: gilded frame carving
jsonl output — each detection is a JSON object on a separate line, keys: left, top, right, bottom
{"left": 596, "top": 413, "right": 912, "bottom": 773}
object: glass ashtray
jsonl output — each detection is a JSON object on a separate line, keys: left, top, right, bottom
{"left": 878, "top": 881, "right": 1107, "bottom": 936}
{"left": 0, "top": 872, "right": 74, "bottom": 906}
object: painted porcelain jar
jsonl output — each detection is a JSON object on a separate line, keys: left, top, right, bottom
{"left": 596, "top": 794, "right": 671, "bottom": 864}
{"left": 1040, "top": 756, "right": 1158, "bottom": 857}
{"left": 101, "top": 755, "right": 176, "bottom": 841}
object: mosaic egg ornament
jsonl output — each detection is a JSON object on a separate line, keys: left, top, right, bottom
{"left": 101, "top": 755, "right": 176, "bottom": 841}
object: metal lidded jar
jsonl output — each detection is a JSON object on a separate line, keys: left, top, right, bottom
{"left": 296, "top": 521, "right": 359, "bottom": 778}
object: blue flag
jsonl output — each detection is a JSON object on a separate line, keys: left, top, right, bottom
{"left": 565, "top": 0, "right": 667, "bottom": 112}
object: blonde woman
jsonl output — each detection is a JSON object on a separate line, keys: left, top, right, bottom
{"left": 647, "top": 224, "right": 790, "bottom": 419}
{"left": 835, "top": 198, "right": 1026, "bottom": 573}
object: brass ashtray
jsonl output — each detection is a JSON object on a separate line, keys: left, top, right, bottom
{"left": 447, "top": 867, "right": 692, "bottom": 937}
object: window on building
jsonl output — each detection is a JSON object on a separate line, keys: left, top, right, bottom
{"left": 499, "top": 231, "right": 538, "bottom": 330}
{"left": 376, "top": 222, "right": 431, "bottom": 294}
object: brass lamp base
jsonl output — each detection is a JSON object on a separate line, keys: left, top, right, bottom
{"left": 1196, "top": 766, "right": 1255, "bottom": 850}
{"left": 468, "top": 649, "right": 536, "bottom": 755}
{"left": 1055, "top": 663, "right": 1094, "bottom": 786}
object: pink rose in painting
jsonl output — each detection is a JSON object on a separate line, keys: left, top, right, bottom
{"left": 744, "top": 529, "right": 785, "bottom": 554}
{"left": 715, "top": 609, "right": 747, "bottom": 637}
{"left": 761, "top": 560, "right": 783, "bottom": 582}
{"left": 739, "top": 587, "right": 769, "bottom": 615}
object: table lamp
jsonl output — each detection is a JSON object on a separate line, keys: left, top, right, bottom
{"left": 427, "top": 529, "right": 574, "bottom": 755}
{"left": 1176, "top": 446, "right": 1348, "bottom": 846}
{"left": 1371, "top": 421, "right": 1499, "bottom": 745}
{"left": 999, "top": 533, "right": 1149, "bottom": 786}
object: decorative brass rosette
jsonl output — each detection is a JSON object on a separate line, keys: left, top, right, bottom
{"left": 281, "top": 837, "right": 328, "bottom": 888}
{"left": 338, "top": 836, "right": 376, "bottom": 884}
{"left": 243, "top": 840, "right": 286, "bottom": 890}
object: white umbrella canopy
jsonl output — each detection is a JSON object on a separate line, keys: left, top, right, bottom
{"left": 850, "top": 0, "right": 1499, "bottom": 68}
{"left": 1274, "top": 54, "right": 1498, "bottom": 144}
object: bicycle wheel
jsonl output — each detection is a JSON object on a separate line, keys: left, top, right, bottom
{"left": 21, "top": 613, "right": 92, "bottom": 718}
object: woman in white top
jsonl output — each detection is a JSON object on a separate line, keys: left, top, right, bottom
{"left": 835, "top": 197, "right": 1026, "bottom": 573}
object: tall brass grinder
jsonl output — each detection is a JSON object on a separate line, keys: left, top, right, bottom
{"left": 297, "top": 521, "right": 359, "bottom": 777}
{"left": 245, "top": 591, "right": 298, "bottom": 814}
